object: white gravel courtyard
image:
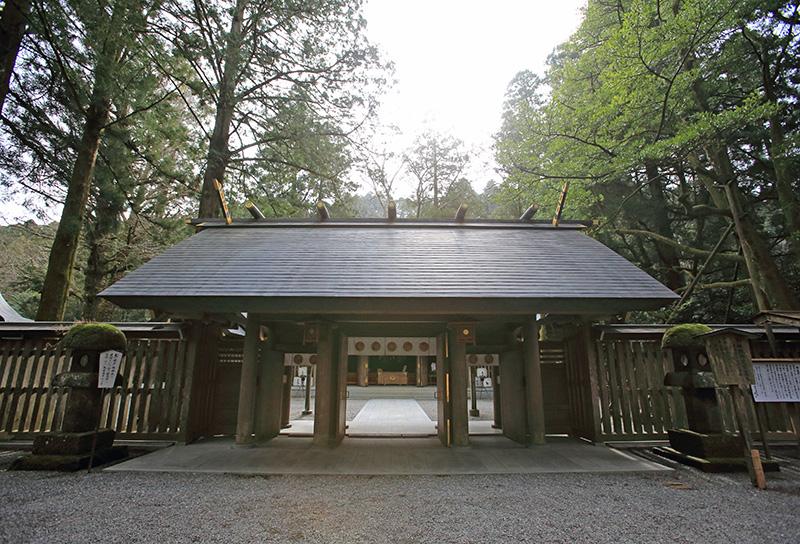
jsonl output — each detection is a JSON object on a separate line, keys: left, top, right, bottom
{"left": 1, "top": 458, "right": 799, "bottom": 543}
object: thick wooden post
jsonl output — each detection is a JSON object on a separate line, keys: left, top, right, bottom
{"left": 500, "top": 344, "right": 526, "bottom": 444}
{"left": 447, "top": 325, "right": 469, "bottom": 447}
{"left": 280, "top": 365, "right": 292, "bottom": 428}
{"left": 313, "top": 324, "right": 346, "bottom": 446}
{"left": 236, "top": 315, "right": 261, "bottom": 444}
{"left": 523, "top": 319, "right": 546, "bottom": 445}
{"left": 435, "top": 333, "right": 450, "bottom": 446}
{"left": 492, "top": 365, "right": 502, "bottom": 429}
{"left": 469, "top": 365, "right": 479, "bottom": 417}
{"left": 255, "top": 332, "right": 283, "bottom": 441}
{"left": 180, "top": 321, "right": 220, "bottom": 444}
{"left": 357, "top": 355, "right": 369, "bottom": 386}
{"left": 419, "top": 356, "right": 429, "bottom": 386}
{"left": 578, "top": 325, "right": 603, "bottom": 442}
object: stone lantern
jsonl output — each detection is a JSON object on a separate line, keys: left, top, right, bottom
{"left": 659, "top": 323, "right": 742, "bottom": 468}
{"left": 12, "top": 323, "right": 128, "bottom": 471}
{"left": 662, "top": 323, "right": 722, "bottom": 433}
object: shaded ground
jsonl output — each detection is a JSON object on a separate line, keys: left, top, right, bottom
{"left": 0, "top": 457, "right": 798, "bottom": 543}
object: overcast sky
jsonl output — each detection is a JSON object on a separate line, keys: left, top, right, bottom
{"left": 363, "top": 0, "right": 586, "bottom": 197}
{"left": 0, "top": 0, "right": 586, "bottom": 224}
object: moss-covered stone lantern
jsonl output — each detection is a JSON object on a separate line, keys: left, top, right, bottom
{"left": 11, "top": 323, "right": 128, "bottom": 471}
{"left": 662, "top": 323, "right": 721, "bottom": 433}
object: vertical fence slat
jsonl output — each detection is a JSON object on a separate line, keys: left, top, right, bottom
{"left": 594, "top": 339, "right": 612, "bottom": 436}
{"left": 616, "top": 340, "right": 639, "bottom": 434}
{"left": 29, "top": 344, "right": 57, "bottom": 433}
{"left": 631, "top": 341, "right": 653, "bottom": 435}
{"left": 17, "top": 343, "right": 46, "bottom": 433}
{"left": 0, "top": 340, "right": 21, "bottom": 432}
{"left": 4, "top": 341, "right": 34, "bottom": 433}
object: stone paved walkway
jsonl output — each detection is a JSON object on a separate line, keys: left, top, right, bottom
{"left": 106, "top": 436, "right": 670, "bottom": 476}
{"left": 347, "top": 399, "right": 436, "bottom": 437}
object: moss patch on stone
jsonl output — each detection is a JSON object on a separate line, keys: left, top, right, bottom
{"left": 61, "top": 323, "right": 127, "bottom": 351}
{"left": 661, "top": 323, "right": 712, "bottom": 350}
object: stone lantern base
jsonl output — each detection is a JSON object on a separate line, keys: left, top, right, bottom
{"left": 654, "top": 429, "right": 780, "bottom": 472}
{"left": 10, "top": 429, "right": 128, "bottom": 471}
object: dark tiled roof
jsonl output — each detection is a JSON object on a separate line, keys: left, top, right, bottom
{"left": 100, "top": 223, "right": 677, "bottom": 308}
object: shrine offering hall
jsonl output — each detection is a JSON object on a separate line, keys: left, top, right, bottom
{"left": 100, "top": 218, "right": 677, "bottom": 447}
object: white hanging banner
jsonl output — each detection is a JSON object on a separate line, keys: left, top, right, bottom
{"left": 98, "top": 350, "right": 124, "bottom": 389}
{"left": 751, "top": 363, "right": 800, "bottom": 403}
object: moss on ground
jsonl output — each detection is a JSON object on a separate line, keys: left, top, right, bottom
{"left": 661, "top": 323, "right": 712, "bottom": 349}
{"left": 61, "top": 323, "right": 127, "bottom": 351}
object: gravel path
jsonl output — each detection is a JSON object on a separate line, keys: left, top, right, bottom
{"left": 1, "top": 460, "right": 798, "bottom": 543}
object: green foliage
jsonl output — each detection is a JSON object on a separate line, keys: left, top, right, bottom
{"left": 494, "top": 0, "right": 800, "bottom": 321}
{"left": 661, "top": 323, "right": 713, "bottom": 350}
{"left": 61, "top": 323, "right": 127, "bottom": 351}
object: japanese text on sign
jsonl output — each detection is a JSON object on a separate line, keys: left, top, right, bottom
{"left": 751, "top": 363, "right": 800, "bottom": 403}
{"left": 98, "top": 350, "right": 124, "bottom": 389}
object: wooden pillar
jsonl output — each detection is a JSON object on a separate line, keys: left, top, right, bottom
{"left": 492, "top": 365, "right": 502, "bottom": 429}
{"left": 313, "top": 324, "right": 346, "bottom": 446}
{"left": 357, "top": 355, "right": 369, "bottom": 386}
{"left": 179, "top": 321, "right": 220, "bottom": 444}
{"left": 236, "top": 315, "right": 262, "bottom": 444}
{"left": 302, "top": 365, "right": 313, "bottom": 415}
{"left": 469, "top": 365, "right": 479, "bottom": 417}
{"left": 280, "top": 365, "right": 292, "bottom": 428}
{"left": 523, "top": 319, "right": 546, "bottom": 445}
{"left": 447, "top": 326, "right": 469, "bottom": 447}
{"left": 416, "top": 356, "right": 423, "bottom": 387}
{"left": 500, "top": 344, "right": 526, "bottom": 444}
{"left": 577, "top": 325, "right": 602, "bottom": 442}
{"left": 435, "top": 333, "right": 450, "bottom": 446}
{"left": 419, "top": 356, "right": 429, "bottom": 386}
{"left": 255, "top": 331, "right": 283, "bottom": 441}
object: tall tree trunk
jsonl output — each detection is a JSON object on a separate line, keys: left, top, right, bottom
{"left": 0, "top": 0, "right": 30, "bottom": 114}
{"left": 690, "top": 78, "right": 799, "bottom": 311}
{"left": 698, "top": 144, "right": 799, "bottom": 311}
{"left": 748, "top": 27, "right": 800, "bottom": 263}
{"left": 197, "top": 0, "right": 246, "bottom": 218}
{"left": 36, "top": 85, "right": 111, "bottom": 320}
{"left": 82, "top": 225, "right": 104, "bottom": 321}
{"left": 644, "top": 160, "right": 683, "bottom": 291}
{"left": 765, "top": 113, "right": 800, "bottom": 263}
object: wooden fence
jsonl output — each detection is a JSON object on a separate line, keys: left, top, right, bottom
{"left": 0, "top": 332, "right": 190, "bottom": 441}
{"left": 566, "top": 327, "right": 800, "bottom": 442}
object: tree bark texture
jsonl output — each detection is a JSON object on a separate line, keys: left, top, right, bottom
{"left": 36, "top": 89, "right": 112, "bottom": 320}
{"left": 197, "top": 0, "right": 246, "bottom": 218}
{"left": 644, "top": 160, "right": 683, "bottom": 291}
{"left": 0, "top": 0, "right": 30, "bottom": 114}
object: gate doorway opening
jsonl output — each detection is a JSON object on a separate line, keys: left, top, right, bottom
{"left": 466, "top": 354, "right": 500, "bottom": 436}
{"left": 343, "top": 354, "right": 435, "bottom": 437}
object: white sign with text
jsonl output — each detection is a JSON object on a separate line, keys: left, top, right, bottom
{"left": 751, "top": 363, "right": 800, "bottom": 403}
{"left": 98, "top": 350, "right": 124, "bottom": 389}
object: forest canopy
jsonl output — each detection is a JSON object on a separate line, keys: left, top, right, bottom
{"left": 0, "top": 0, "right": 798, "bottom": 325}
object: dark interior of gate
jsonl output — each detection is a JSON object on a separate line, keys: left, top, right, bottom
{"left": 169, "top": 317, "right": 593, "bottom": 447}
{"left": 99, "top": 218, "right": 679, "bottom": 448}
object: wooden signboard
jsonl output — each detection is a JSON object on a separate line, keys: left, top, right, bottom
{"left": 702, "top": 330, "right": 756, "bottom": 386}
